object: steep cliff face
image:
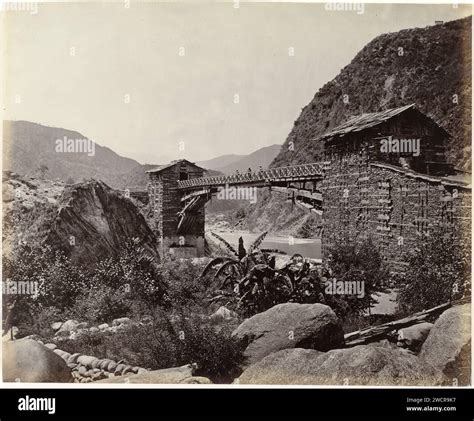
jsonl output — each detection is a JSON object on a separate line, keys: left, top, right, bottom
{"left": 3, "top": 173, "right": 159, "bottom": 266}
{"left": 272, "top": 17, "right": 471, "bottom": 171}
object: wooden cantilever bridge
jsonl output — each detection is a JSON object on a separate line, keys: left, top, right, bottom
{"left": 177, "top": 162, "right": 328, "bottom": 230}
{"left": 147, "top": 160, "right": 328, "bottom": 257}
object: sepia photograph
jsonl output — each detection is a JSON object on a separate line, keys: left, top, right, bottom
{"left": 1, "top": 0, "right": 472, "bottom": 402}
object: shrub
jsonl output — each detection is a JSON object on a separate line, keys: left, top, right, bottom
{"left": 324, "top": 236, "right": 389, "bottom": 318}
{"left": 2, "top": 245, "right": 88, "bottom": 331}
{"left": 160, "top": 257, "right": 209, "bottom": 310}
{"left": 397, "top": 226, "right": 470, "bottom": 313}
{"left": 90, "top": 239, "right": 166, "bottom": 309}
{"left": 66, "top": 284, "right": 135, "bottom": 325}
{"left": 56, "top": 310, "right": 245, "bottom": 383}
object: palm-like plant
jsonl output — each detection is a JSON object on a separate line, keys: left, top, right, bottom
{"left": 204, "top": 233, "right": 323, "bottom": 316}
{"left": 203, "top": 232, "right": 288, "bottom": 313}
{"left": 202, "top": 231, "right": 271, "bottom": 288}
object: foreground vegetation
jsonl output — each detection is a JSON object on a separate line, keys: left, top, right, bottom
{"left": 2, "top": 226, "right": 469, "bottom": 381}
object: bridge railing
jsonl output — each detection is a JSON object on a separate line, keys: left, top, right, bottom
{"left": 177, "top": 162, "right": 327, "bottom": 190}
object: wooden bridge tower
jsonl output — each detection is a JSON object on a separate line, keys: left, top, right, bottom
{"left": 147, "top": 159, "right": 206, "bottom": 258}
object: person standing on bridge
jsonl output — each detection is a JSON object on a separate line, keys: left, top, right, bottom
{"left": 247, "top": 167, "right": 253, "bottom": 180}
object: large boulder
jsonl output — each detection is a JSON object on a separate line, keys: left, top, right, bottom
{"left": 238, "top": 345, "right": 445, "bottom": 385}
{"left": 232, "top": 303, "right": 344, "bottom": 366}
{"left": 3, "top": 339, "right": 73, "bottom": 383}
{"left": 419, "top": 304, "right": 471, "bottom": 385}
{"left": 96, "top": 364, "right": 211, "bottom": 384}
{"left": 397, "top": 322, "right": 433, "bottom": 352}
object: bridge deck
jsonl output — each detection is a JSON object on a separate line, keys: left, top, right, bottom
{"left": 177, "top": 162, "right": 329, "bottom": 190}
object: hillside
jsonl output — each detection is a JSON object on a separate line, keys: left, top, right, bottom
{"left": 3, "top": 121, "right": 139, "bottom": 186}
{"left": 272, "top": 17, "right": 471, "bottom": 171}
{"left": 231, "top": 17, "right": 472, "bottom": 237}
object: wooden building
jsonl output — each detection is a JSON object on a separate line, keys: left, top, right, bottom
{"left": 319, "top": 103, "right": 453, "bottom": 176}
{"left": 317, "top": 104, "right": 469, "bottom": 273}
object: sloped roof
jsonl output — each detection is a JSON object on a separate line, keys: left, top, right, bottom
{"left": 317, "top": 104, "right": 449, "bottom": 142}
{"left": 146, "top": 159, "right": 204, "bottom": 174}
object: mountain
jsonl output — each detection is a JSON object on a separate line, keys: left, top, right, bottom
{"left": 2, "top": 120, "right": 279, "bottom": 192}
{"left": 209, "top": 145, "right": 281, "bottom": 174}
{"left": 197, "top": 145, "right": 281, "bottom": 174}
{"left": 3, "top": 121, "right": 139, "bottom": 186}
{"left": 271, "top": 17, "right": 471, "bottom": 171}
{"left": 196, "top": 154, "right": 245, "bottom": 171}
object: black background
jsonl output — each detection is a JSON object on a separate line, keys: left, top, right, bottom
{"left": 0, "top": 388, "right": 473, "bottom": 420}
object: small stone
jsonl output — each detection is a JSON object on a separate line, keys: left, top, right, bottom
{"left": 44, "top": 343, "right": 57, "bottom": 350}
{"left": 122, "top": 365, "right": 134, "bottom": 375}
{"left": 77, "top": 355, "right": 100, "bottom": 368}
{"left": 112, "top": 317, "right": 131, "bottom": 327}
{"left": 67, "top": 353, "right": 81, "bottom": 364}
{"left": 114, "top": 364, "right": 126, "bottom": 375}
{"left": 51, "top": 322, "right": 63, "bottom": 331}
{"left": 107, "top": 361, "right": 118, "bottom": 372}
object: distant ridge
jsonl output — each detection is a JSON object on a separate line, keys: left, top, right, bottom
{"left": 201, "top": 144, "right": 281, "bottom": 174}
{"left": 3, "top": 120, "right": 139, "bottom": 186}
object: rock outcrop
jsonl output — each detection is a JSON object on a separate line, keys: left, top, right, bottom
{"left": 3, "top": 339, "right": 73, "bottom": 383}
{"left": 46, "top": 180, "right": 159, "bottom": 265}
{"left": 238, "top": 345, "right": 445, "bottom": 386}
{"left": 419, "top": 304, "right": 471, "bottom": 385}
{"left": 232, "top": 303, "right": 344, "bottom": 366}
{"left": 3, "top": 173, "right": 159, "bottom": 266}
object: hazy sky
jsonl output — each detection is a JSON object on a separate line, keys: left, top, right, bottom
{"left": 2, "top": 1, "right": 471, "bottom": 164}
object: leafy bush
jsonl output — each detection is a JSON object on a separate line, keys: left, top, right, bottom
{"left": 2, "top": 245, "right": 88, "bottom": 332}
{"left": 90, "top": 239, "right": 166, "bottom": 310}
{"left": 160, "top": 257, "right": 209, "bottom": 310}
{"left": 324, "top": 236, "right": 389, "bottom": 318}
{"left": 56, "top": 310, "right": 245, "bottom": 383}
{"left": 67, "top": 284, "right": 136, "bottom": 325}
{"left": 397, "top": 226, "right": 470, "bottom": 313}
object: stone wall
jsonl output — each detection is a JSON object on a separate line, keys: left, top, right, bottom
{"left": 321, "top": 155, "right": 471, "bottom": 273}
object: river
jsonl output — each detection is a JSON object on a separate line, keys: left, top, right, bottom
{"left": 208, "top": 231, "right": 322, "bottom": 261}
